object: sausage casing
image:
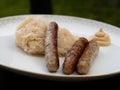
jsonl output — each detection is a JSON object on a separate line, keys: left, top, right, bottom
{"left": 77, "top": 40, "right": 99, "bottom": 74}
{"left": 62, "top": 37, "right": 88, "bottom": 74}
{"left": 45, "top": 22, "right": 59, "bottom": 72}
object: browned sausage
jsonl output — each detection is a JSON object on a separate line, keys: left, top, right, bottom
{"left": 62, "top": 37, "right": 88, "bottom": 74}
{"left": 77, "top": 40, "right": 99, "bottom": 74}
{"left": 45, "top": 22, "right": 59, "bottom": 72}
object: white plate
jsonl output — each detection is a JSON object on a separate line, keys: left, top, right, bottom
{"left": 0, "top": 15, "right": 120, "bottom": 81}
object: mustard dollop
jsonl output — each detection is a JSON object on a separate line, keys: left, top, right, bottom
{"left": 89, "top": 28, "right": 111, "bottom": 46}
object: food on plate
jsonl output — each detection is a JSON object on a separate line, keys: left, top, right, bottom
{"left": 15, "top": 16, "right": 100, "bottom": 75}
{"left": 45, "top": 22, "right": 59, "bottom": 72}
{"left": 77, "top": 40, "right": 99, "bottom": 74}
{"left": 89, "top": 28, "right": 111, "bottom": 46}
{"left": 15, "top": 16, "right": 78, "bottom": 56}
{"left": 62, "top": 37, "right": 88, "bottom": 74}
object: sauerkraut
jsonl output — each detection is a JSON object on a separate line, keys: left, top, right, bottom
{"left": 15, "top": 16, "right": 78, "bottom": 56}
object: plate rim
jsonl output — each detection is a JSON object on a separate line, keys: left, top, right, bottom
{"left": 0, "top": 63, "right": 119, "bottom": 81}
{"left": 0, "top": 14, "right": 120, "bottom": 81}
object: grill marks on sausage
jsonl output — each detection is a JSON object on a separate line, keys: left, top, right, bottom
{"left": 62, "top": 37, "right": 88, "bottom": 74}
{"left": 44, "top": 22, "right": 99, "bottom": 74}
{"left": 45, "top": 22, "right": 59, "bottom": 72}
{"left": 62, "top": 39, "right": 99, "bottom": 75}
{"left": 77, "top": 40, "right": 99, "bottom": 74}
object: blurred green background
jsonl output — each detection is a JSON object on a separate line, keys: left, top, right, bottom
{"left": 0, "top": 0, "right": 120, "bottom": 27}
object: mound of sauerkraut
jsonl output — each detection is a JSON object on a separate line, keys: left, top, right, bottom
{"left": 15, "top": 16, "right": 78, "bottom": 56}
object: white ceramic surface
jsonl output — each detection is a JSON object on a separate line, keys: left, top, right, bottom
{"left": 0, "top": 15, "right": 120, "bottom": 81}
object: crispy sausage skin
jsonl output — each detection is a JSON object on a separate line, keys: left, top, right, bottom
{"left": 62, "top": 37, "right": 88, "bottom": 74}
{"left": 77, "top": 40, "right": 99, "bottom": 74}
{"left": 45, "top": 22, "right": 59, "bottom": 72}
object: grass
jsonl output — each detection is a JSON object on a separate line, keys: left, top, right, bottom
{"left": 0, "top": 0, "right": 29, "bottom": 17}
{"left": 52, "top": 0, "right": 120, "bottom": 27}
{"left": 0, "top": 0, "right": 120, "bottom": 27}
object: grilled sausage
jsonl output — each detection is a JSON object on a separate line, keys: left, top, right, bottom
{"left": 77, "top": 40, "right": 99, "bottom": 74}
{"left": 45, "top": 22, "right": 59, "bottom": 72}
{"left": 62, "top": 37, "right": 88, "bottom": 74}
